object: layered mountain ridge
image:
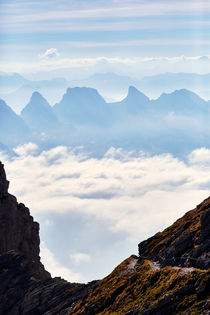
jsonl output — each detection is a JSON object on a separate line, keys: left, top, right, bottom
{"left": 0, "top": 162, "right": 209, "bottom": 314}
{"left": 1, "top": 86, "right": 210, "bottom": 155}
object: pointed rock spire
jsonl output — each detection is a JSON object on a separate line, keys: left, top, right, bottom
{"left": 0, "top": 162, "right": 9, "bottom": 198}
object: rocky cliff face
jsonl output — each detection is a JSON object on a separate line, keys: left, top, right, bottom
{"left": 0, "top": 161, "right": 49, "bottom": 280}
{"left": 0, "top": 162, "right": 97, "bottom": 314}
{"left": 0, "top": 161, "right": 209, "bottom": 314}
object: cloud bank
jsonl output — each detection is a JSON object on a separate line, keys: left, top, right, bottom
{"left": 1, "top": 144, "right": 209, "bottom": 236}
{"left": 1, "top": 54, "right": 210, "bottom": 77}
{"left": 1, "top": 144, "right": 209, "bottom": 281}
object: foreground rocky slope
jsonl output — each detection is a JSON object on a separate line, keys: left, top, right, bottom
{"left": 0, "top": 161, "right": 209, "bottom": 314}
{"left": 71, "top": 200, "right": 210, "bottom": 314}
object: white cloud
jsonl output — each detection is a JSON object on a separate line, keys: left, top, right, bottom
{"left": 39, "top": 48, "right": 60, "bottom": 59}
{"left": 2, "top": 144, "right": 210, "bottom": 239}
{"left": 13, "top": 142, "right": 39, "bottom": 156}
{"left": 2, "top": 16, "right": 209, "bottom": 34}
{"left": 188, "top": 147, "right": 210, "bottom": 166}
{"left": 70, "top": 253, "right": 91, "bottom": 264}
{"left": 1, "top": 54, "right": 210, "bottom": 76}
{"left": 40, "top": 241, "right": 82, "bottom": 282}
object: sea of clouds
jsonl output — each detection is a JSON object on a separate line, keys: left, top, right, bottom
{"left": 0, "top": 143, "right": 209, "bottom": 282}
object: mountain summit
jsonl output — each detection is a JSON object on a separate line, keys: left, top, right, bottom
{"left": 0, "top": 163, "right": 209, "bottom": 314}
{"left": 54, "top": 87, "right": 109, "bottom": 125}
{"left": 126, "top": 86, "right": 150, "bottom": 104}
{"left": 111, "top": 86, "right": 150, "bottom": 116}
{"left": 154, "top": 89, "right": 208, "bottom": 115}
{"left": 21, "top": 91, "right": 60, "bottom": 131}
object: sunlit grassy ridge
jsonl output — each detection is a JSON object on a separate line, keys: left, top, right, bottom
{"left": 70, "top": 257, "right": 209, "bottom": 314}
{"left": 68, "top": 198, "right": 210, "bottom": 314}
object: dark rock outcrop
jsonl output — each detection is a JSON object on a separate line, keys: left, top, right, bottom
{"left": 0, "top": 161, "right": 49, "bottom": 280}
{"left": 0, "top": 162, "right": 97, "bottom": 314}
{"left": 0, "top": 162, "right": 9, "bottom": 198}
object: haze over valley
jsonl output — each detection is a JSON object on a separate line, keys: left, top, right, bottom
{"left": 1, "top": 79, "right": 210, "bottom": 281}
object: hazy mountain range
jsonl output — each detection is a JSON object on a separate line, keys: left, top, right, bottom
{"left": 0, "top": 73, "right": 69, "bottom": 113}
{"left": 1, "top": 85, "right": 210, "bottom": 155}
{"left": 2, "top": 72, "right": 210, "bottom": 114}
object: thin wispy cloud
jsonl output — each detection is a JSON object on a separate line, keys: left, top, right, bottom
{"left": 1, "top": 1, "right": 209, "bottom": 22}
{"left": 0, "top": 0, "right": 209, "bottom": 70}
{"left": 0, "top": 54, "right": 209, "bottom": 75}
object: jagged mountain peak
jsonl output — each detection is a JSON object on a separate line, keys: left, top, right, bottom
{"left": 27, "top": 90, "right": 51, "bottom": 108}
{"left": 126, "top": 85, "right": 149, "bottom": 100}
{"left": 112, "top": 86, "right": 150, "bottom": 115}
{"left": 21, "top": 91, "right": 60, "bottom": 131}
{"left": 31, "top": 90, "right": 45, "bottom": 100}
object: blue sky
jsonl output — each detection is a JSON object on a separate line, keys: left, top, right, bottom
{"left": 1, "top": 0, "right": 210, "bottom": 76}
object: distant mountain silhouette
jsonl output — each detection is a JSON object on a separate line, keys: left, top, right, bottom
{"left": 111, "top": 86, "right": 150, "bottom": 116}
{"left": 140, "top": 72, "right": 210, "bottom": 99}
{"left": 71, "top": 71, "right": 210, "bottom": 100}
{"left": 21, "top": 91, "right": 60, "bottom": 132}
{"left": 54, "top": 87, "right": 110, "bottom": 125}
{"left": 1, "top": 87, "right": 210, "bottom": 153}
{"left": 0, "top": 72, "right": 28, "bottom": 92}
{"left": 0, "top": 99, "right": 31, "bottom": 146}
{"left": 1, "top": 78, "right": 69, "bottom": 113}
{"left": 71, "top": 72, "right": 136, "bottom": 101}
{"left": 153, "top": 89, "right": 209, "bottom": 115}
